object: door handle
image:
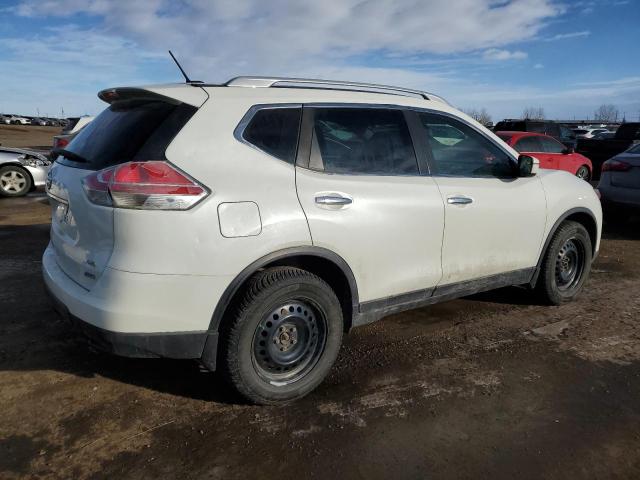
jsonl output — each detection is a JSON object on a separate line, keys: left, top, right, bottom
{"left": 315, "top": 195, "right": 352, "bottom": 206}
{"left": 447, "top": 196, "right": 473, "bottom": 205}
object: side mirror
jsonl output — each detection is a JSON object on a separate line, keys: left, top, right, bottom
{"left": 517, "top": 154, "right": 539, "bottom": 177}
{"left": 562, "top": 147, "right": 574, "bottom": 154}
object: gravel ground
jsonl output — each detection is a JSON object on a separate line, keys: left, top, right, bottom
{"left": 1, "top": 194, "right": 639, "bottom": 480}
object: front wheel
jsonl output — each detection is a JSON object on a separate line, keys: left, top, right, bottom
{"left": 0, "top": 166, "right": 32, "bottom": 197}
{"left": 218, "top": 267, "right": 343, "bottom": 405}
{"left": 576, "top": 165, "right": 591, "bottom": 182}
{"left": 535, "top": 220, "right": 592, "bottom": 305}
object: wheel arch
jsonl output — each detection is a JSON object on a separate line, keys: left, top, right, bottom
{"left": 530, "top": 207, "right": 598, "bottom": 287}
{"left": 207, "top": 246, "right": 359, "bottom": 336}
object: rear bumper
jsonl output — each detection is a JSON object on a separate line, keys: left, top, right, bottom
{"left": 42, "top": 242, "right": 229, "bottom": 360}
{"left": 46, "top": 286, "right": 214, "bottom": 358}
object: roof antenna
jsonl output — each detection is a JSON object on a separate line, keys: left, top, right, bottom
{"left": 168, "top": 50, "right": 201, "bottom": 83}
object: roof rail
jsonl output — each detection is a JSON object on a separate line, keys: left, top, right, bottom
{"left": 224, "top": 76, "right": 449, "bottom": 104}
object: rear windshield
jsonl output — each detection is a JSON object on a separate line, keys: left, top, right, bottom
{"left": 495, "top": 121, "right": 525, "bottom": 131}
{"left": 57, "top": 99, "right": 196, "bottom": 170}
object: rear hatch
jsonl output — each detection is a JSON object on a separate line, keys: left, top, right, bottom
{"left": 47, "top": 89, "right": 200, "bottom": 289}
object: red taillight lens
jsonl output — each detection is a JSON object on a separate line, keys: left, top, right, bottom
{"left": 82, "top": 161, "right": 208, "bottom": 210}
{"left": 602, "top": 159, "right": 632, "bottom": 172}
{"left": 53, "top": 137, "right": 69, "bottom": 149}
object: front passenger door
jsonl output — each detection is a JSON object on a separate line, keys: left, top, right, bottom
{"left": 416, "top": 111, "right": 547, "bottom": 286}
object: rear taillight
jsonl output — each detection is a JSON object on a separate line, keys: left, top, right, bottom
{"left": 53, "top": 137, "right": 69, "bottom": 149}
{"left": 602, "top": 159, "right": 632, "bottom": 172}
{"left": 82, "top": 161, "right": 208, "bottom": 210}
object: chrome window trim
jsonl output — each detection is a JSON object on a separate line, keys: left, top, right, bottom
{"left": 233, "top": 103, "right": 303, "bottom": 164}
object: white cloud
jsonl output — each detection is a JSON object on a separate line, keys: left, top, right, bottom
{"left": 12, "top": 0, "right": 560, "bottom": 80}
{"left": 544, "top": 30, "right": 591, "bottom": 41}
{"left": 534, "top": 63, "right": 544, "bottom": 69}
{"left": 482, "top": 49, "right": 528, "bottom": 61}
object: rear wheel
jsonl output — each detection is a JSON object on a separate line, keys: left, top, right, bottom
{"left": 576, "top": 165, "right": 591, "bottom": 181}
{"left": 535, "top": 221, "right": 592, "bottom": 305}
{"left": 219, "top": 267, "right": 343, "bottom": 405}
{"left": 0, "top": 166, "right": 32, "bottom": 197}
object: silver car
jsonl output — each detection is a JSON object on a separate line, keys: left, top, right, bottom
{"left": 0, "top": 147, "right": 51, "bottom": 197}
{"left": 598, "top": 143, "right": 640, "bottom": 221}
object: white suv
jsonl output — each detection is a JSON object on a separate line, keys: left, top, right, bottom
{"left": 43, "top": 77, "right": 602, "bottom": 404}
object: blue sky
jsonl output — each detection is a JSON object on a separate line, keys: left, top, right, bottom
{"left": 0, "top": 0, "right": 638, "bottom": 122}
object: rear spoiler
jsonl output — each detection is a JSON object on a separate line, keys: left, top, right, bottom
{"left": 98, "top": 85, "right": 208, "bottom": 108}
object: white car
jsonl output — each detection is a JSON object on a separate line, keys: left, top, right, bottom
{"left": 573, "top": 128, "right": 609, "bottom": 139}
{"left": 43, "top": 77, "right": 602, "bottom": 404}
{"left": 7, "top": 115, "right": 29, "bottom": 125}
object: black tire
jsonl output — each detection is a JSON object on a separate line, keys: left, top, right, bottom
{"left": 536, "top": 221, "right": 592, "bottom": 305}
{"left": 0, "top": 165, "right": 32, "bottom": 197}
{"left": 576, "top": 165, "right": 591, "bottom": 182}
{"left": 219, "top": 266, "right": 343, "bottom": 405}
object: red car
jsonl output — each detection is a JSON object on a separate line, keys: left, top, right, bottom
{"left": 496, "top": 131, "right": 593, "bottom": 181}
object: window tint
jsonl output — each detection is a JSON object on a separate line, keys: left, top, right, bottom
{"left": 311, "top": 108, "right": 418, "bottom": 175}
{"left": 514, "top": 136, "right": 543, "bottom": 152}
{"left": 527, "top": 122, "right": 545, "bottom": 133}
{"left": 539, "top": 136, "right": 565, "bottom": 153}
{"left": 61, "top": 100, "right": 196, "bottom": 171}
{"left": 560, "top": 125, "right": 575, "bottom": 139}
{"left": 419, "top": 112, "right": 514, "bottom": 177}
{"left": 243, "top": 108, "right": 301, "bottom": 163}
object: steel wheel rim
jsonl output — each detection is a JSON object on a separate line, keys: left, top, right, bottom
{"left": 0, "top": 170, "right": 27, "bottom": 193}
{"left": 555, "top": 237, "right": 585, "bottom": 291}
{"left": 251, "top": 299, "right": 327, "bottom": 385}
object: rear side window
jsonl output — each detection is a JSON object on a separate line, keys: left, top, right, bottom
{"left": 310, "top": 108, "right": 418, "bottom": 175}
{"left": 514, "top": 136, "right": 543, "bottom": 152}
{"left": 242, "top": 108, "right": 301, "bottom": 163}
{"left": 60, "top": 99, "right": 196, "bottom": 170}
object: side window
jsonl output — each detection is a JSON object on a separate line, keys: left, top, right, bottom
{"left": 419, "top": 112, "right": 515, "bottom": 177}
{"left": 242, "top": 107, "right": 301, "bottom": 163}
{"left": 514, "top": 136, "right": 543, "bottom": 153}
{"left": 539, "top": 137, "right": 565, "bottom": 153}
{"left": 560, "top": 125, "right": 575, "bottom": 139}
{"left": 310, "top": 108, "right": 418, "bottom": 175}
{"left": 528, "top": 122, "right": 545, "bottom": 133}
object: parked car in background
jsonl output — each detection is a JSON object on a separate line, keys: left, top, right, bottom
{"left": 576, "top": 122, "right": 640, "bottom": 179}
{"left": 0, "top": 146, "right": 51, "bottom": 197}
{"left": 7, "top": 115, "right": 29, "bottom": 125}
{"left": 573, "top": 128, "right": 609, "bottom": 139}
{"left": 51, "top": 115, "right": 94, "bottom": 154}
{"left": 1, "top": 115, "right": 11, "bottom": 125}
{"left": 44, "top": 77, "right": 601, "bottom": 404}
{"left": 597, "top": 143, "right": 640, "bottom": 222}
{"left": 30, "top": 117, "right": 48, "bottom": 126}
{"left": 494, "top": 119, "right": 577, "bottom": 149}
{"left": 593, "top": 131, "right": 615, "bottom": 140}
{"left": 496, "top": 131, "right": 593, "bottom": 181}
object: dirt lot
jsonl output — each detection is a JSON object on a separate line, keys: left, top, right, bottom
{"left": 0, "top": 125, "right": 60, "bottom": 150}
{"left": 0, "top": 193, "right": 639, "bottom": 480}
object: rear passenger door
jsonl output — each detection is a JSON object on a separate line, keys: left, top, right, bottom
{"left": 295, "top": 106, "right": 445, "bottom": 304}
